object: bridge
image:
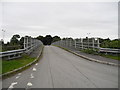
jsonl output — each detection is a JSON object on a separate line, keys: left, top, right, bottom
{"left": 1, "top": 37, "right": 119, "bottom": 89}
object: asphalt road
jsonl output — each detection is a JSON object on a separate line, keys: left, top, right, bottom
{"left": 2, "top": 46, "right": 118, "bottom": 88}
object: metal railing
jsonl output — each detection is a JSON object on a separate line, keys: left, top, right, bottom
{"left": 52, "top": 38, "right": 120, "bottom": 54}
{"left": 52, "top": 38, "right": 100, "bottom": 49}
{"left": 0, "top": 36, "right": 43, "bottom": 60}
{"left": 99, "top": 48, "right": 120, "bottom": 54}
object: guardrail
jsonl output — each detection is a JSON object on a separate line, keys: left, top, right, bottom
{"left": 0, "top": 49, "right": 25, "bottom": 60}
{"left": 99, "top": 48, "right": 120, "bottom": 54}
{"left": 0, "top": 36, "right": 43, "bottom": 60}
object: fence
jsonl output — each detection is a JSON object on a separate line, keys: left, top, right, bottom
{"left": 52, "top": 37, "right": 120, "bottom": 54}
{"left": 52, "top": 38, "right": 100, "bottom": 49}
{"left": 99, "top": 48, "right": 120, "bottom": 54}
{"left": 0, "top": 36, "right": 43, "bottom": 60}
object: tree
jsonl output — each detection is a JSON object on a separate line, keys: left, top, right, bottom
{"left": 52, "top": 36, "right": 61, "bottom": 43}
{"left": 44, "top": 35, "right": 53, "bottom": 45}
{"left": 19, "top": 37, "right": 24, "bottom": 48}
{"left": 100, "top": 38, "right": 120, "bottom": 49}
{"left": 10, "top": 34, "right": 20, "bottom": 45}
{"left": 0, "top": 39, "right": 4, "bottom": 45}
{"left": 36, "top": 35, "right": 44, "bottom": 43}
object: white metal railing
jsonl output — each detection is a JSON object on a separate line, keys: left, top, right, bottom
{"left": 0, "top": 36, "right": 43, "bottom": 60}
{"left": 52, "top": 38, "right": 120, "bottom": 54}
{"left": 99, "top": 48, "right": 120, "bottom": 54}
{"left": 0, "top": 49, "right": 25, "bottom": 60}
{"left": 52, "top": 38, "right": 100, "bottom": 49}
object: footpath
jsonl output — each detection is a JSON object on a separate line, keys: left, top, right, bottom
{"left": 62, "top": 46, "right": 119, "bottom": 66}
{"left": 29, "top": 46, "right": 43, "bottom": 58}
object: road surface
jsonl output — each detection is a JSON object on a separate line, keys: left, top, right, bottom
{"left": 2, "top": 46, "right": 118, "bottom": 88}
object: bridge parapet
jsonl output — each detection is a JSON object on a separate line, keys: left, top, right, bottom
{"left": 0, "top": 36, "right": 43, "bottom": 60}
{"left": 52, "top": 37, "right": 100, "bottom": 49}
{"left": 52, "top": 37, "right": 120, "bottom": 54}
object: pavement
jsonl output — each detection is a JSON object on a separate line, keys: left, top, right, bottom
{"left": 2, "top": 46, "right": 118, "bottom": 88}
{"left": 65, "top": 46, "right": 119, "bottom": 65}
{"left": 29, "top": 46, "right": 43, "bottom": 58}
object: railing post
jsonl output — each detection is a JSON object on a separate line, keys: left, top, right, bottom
{"left": 81, "top": 38, "right": 83, "bottom": 49}
{"left": 88, "top": 38, "right": 89, "bottom": 49}
{"left": 97, "top": 38, "right": 100, "bottom": 48}
{"left": 69, "top": 39, "right": 71, "bottom": 47}
{"left": 74, "top": 39, "right": 76, "bottom": 49}
{"left": 27, "top": 37, "right": 29, "bottom": 50}
{"left": 24, "top": 37, "right": 26, "bottom": 49}
{"left": 92, "top": 38, "right": 95, "bottom": 50}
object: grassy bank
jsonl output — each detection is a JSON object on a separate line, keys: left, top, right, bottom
{"left": 81, "top": 49, "right": 120, "bottom": 61}
{"left": 100, "top": 54, "right": 120, "bottom": 61}
{"left": 2, "top": 55, "right": 35, "bottom": 74}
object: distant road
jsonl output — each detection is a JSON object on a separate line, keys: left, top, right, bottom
{"left": 3, "top": 46, "right": 118, "bottom": 88}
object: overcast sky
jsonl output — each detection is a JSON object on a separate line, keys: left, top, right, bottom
{"left": 0, "top": 1, "right": 118, "bottom": 43}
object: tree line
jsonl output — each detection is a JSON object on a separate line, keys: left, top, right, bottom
{"left": 35, "top": 35, "right": 61, "bottom": 45}
{"left": 1, "top": 34, "right": 61, "bottom": 51}
{"left": 1, "top": 34, "right": 120, "bottom": 51}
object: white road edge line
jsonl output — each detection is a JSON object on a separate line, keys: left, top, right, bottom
{"left": 35, "top": 63, "right": 38, "bottom": 65}
{"left": 33, "top": 68, "right": 37, "bottom": 71}
{"left": 8, "top": 82, "right": 18, "bottom": 89}
{"left": 16, "top": 76, "right": 20, "bottom": 79}
{"left": 27, "top": 82, "right": 33, "bottom": 87}
{"left": 30, "top": 73, "right": 34, "bottom": 78}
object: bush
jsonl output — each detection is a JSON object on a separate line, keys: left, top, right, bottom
{"left": 81, "top": 49, "right": 98, "bottom": 54}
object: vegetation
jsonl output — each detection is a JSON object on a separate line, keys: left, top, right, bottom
{"left": 100, "top": 54, "right": 120, "bottom": 61}
{"left": 81, "top": 48, "right": 120, "bottom": 60}
{"left": 1, "top": 34, "right": 24, "bottom": 51}
{"left": 99, "top": 38, "right": 120, "bottom": 49}
{"left": 1, "top": 34, "right": 62, "bottom": 52}
{"left": 2, "top": 55, "right": 35, "bottom": 74}
{"left": 10, "top": 34, "right": 20, "bottom": 45}
{"left": 81, "top": 49, "right": 98, "bottom": 55}
{"left": 1, "top": 34, "right": 119, "bottom": 51}
{"left": 36, "top": 35, "right": 61, "bottom": 45}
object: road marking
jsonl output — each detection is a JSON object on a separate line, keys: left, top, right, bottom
{"left": 30, "top": 74, "right": 34, "bottom": 78}
{"left": 27, "top": 82, "right": 33, "bottom": 87}
{"left": 16, "top": 76, "right": 20, "bottom": 79}
{"left": 18, "top": 73, "right": 21, "bottom": 75}
{"left": 8, "top": 82, "right": 18, "bottom": 89}
{"left": 35, "top": 63, "right": 38, "bottom": 65}
{"left": 33, "top": 68, "right": 36, "bottom": 71}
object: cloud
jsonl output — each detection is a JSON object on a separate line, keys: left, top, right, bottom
{"left": 1, "top": 2, "right": 118, "bottom": 43}
{"left": 26, "top": 26, "right": 47, "bottom": 29}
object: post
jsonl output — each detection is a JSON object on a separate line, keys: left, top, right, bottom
{"left": 27, "top": 37, "right": 29, "bottom": 49}
{"left": 92, "top": 38, "right": 95, "bottom": 50}
{"left": 81, "top": 38, "right": 83, "bottom": 49}
{"left": 24, "top": 37, "right": 26, "bottom": 49}
{"left": 97, "top": 38, "right": 100, "bottom": 48}
{"left": 69, "top": 39, "right": 71, "bottom": 47}
{"left": 30, "top": 38, "right": 31, "bottom": 48}
{"left": 74, "top": 39, "right": 76, "bottom": 48}
{"left": 61, "top": 40, "right": 63, "bottom": 46}
{"left": 88, "top": 38, "right": 89, "bottom": 49}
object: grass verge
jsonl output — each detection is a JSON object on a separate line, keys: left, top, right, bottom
{"left": 1, "top": 46, "right": 44, "bottom": 78}
{"left": 81, "top": 49, "right": 120, "bottom": 61}
{"left": 100, "top": 54, "right": 120, "bottom": 61}
{"left": 2, "top": 55, "right": 35, "bottom": 74}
